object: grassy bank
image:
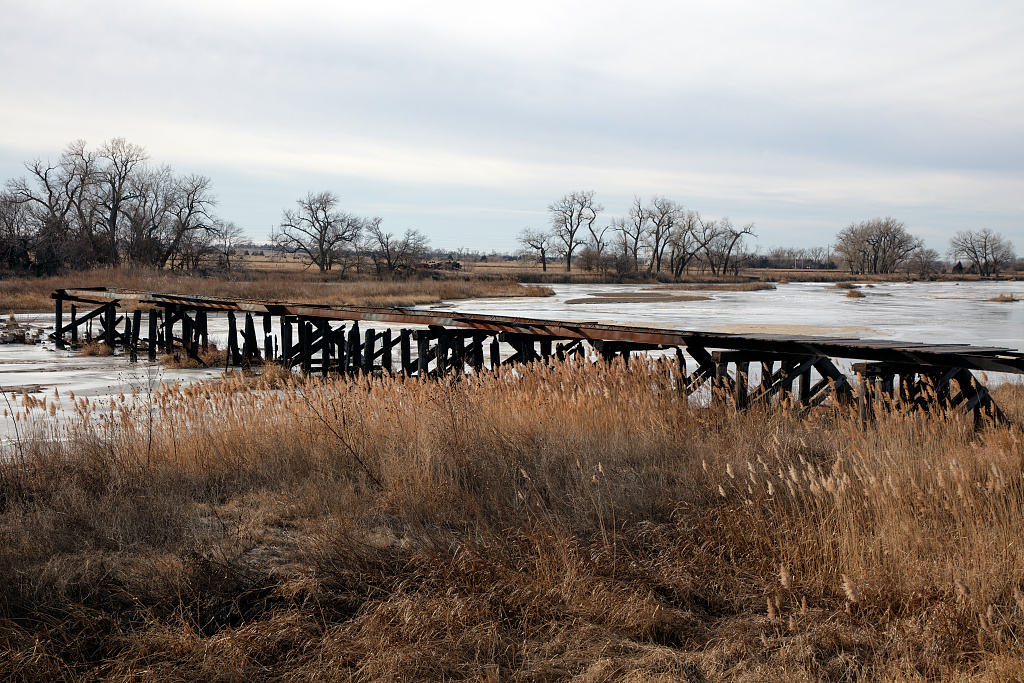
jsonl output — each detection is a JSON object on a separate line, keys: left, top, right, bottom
{"left": 2, "top": 363, "right": 1024, "bottom": 680}
{"left": 0, "top": 267, "right": 553, "bottom": 313}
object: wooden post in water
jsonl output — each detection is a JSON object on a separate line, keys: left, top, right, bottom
{"left": 798, "top": 367, "right": 811, "bottom": 406}
{"left": 263, "top": 314, "right": 273, "bottom": 362}
{"left": 281, "top": 318, "right": 292, "bottom": 364}
{"left": 734, "top": 361, "right": 749, "bottom": 409}
{"left": 437, "top": 333, "right": 450, "bottom": 376}
{"left": 400, "top": 329, "right": 411, "bottom": 375}
{"left": 196, "top": 310, "right": 207, "bottom": 351}
{"left": 382, "top": 329, "right": 392, "bottom": 374}
{"left": 131, "top": 310, "right": 142, "bottom": 352}
{"left": 363, "top": 328, "right": 375, "bottom": 374}
{"left": 148, "top": 309, "right": 157, "bottom": 361}
{"left": 490, "top": 337, "right": 500, "bottom": 370}
{"left": 471, "top": 334, "right": 484, "bottom": 370}
{"left": 319, "top": 321, "right": 329, "bottom": 375}
{"left": 104, "top": 302, "right": 117, "bottom": 349}
{"left": 300, "top": 321, "right": 311, "bottom": 374}
{"left": 164, "top": 307, "right": 175, "bottom": 353}
{"left": 54, "top": 296, "right": 64, "bottom": 349}
{"left": 417, "top": 333, "right": 430, "bottom": 376}
{"left": 227, "top": 312, "right": 239, "bottom": 365}
{"left": 70, "top": 305, "right": 78, "bottom": 345}
{"left": 346, "top": 322, "right": 360, "bottom": 375}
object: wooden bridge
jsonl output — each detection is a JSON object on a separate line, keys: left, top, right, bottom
{"left": 52, "top": 287, "right": 1024, "bottom": 424}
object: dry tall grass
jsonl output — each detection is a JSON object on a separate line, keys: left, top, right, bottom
{"left": 0, "top": 266, "right": 553, "bottom": 312}
{"left": 2, "top": 362, "right": 1023, "bottom": 680}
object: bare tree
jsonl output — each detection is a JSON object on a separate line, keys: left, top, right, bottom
{"left": 697, "top": 216, "right": 756, "bottom": 276}
{"left": 95, "top": 138, "right": 149, "bottom": 264}
{"left": 833, "top": 217, "right": 922, "bottom": 274}
{"left": 216, "top": 220, "right": 245, "bottom": 270}
{"left": 160, "top": 174, "right": 218, "bottom": 269}
{"left": 549, "top": 190, "right": 602, "bottom": 272}
{"left": 644, "top": 195, "right": 683, "bottom": 273}
{"left": 273, "top": 191, "right": 364, "bottom": 272}
{"left": 906, "top": 247, "right": 942, "bottom": 277}
{"left": 517, "top": 227, "right": 553, "bottom": 272}
{"left": 667, "top": 210, "right": 703, "bottom": 278}
{"left": 365, "top": 222, "right": 428, "bottom": 274}
{"left": 948, "top": 229, "right": 1016, "bottom": 277}
{"left": 0, "top": 191, "right": 31, "bottom": 271}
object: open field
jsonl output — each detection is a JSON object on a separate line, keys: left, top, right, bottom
{"left": 0, "top": 267, "right": 553, "bottom": 313}
{"left": 2, "top": 361, "right": 1024, "bottom": 680}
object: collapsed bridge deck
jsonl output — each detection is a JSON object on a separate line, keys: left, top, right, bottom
{"left": 52, "top": 287, "right": 1024, "bottom": 424}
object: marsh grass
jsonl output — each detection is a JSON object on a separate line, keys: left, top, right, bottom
{"left": 0, "top": 266, "right": 553, "bottom": 312}
{"left": 1, "top": 362, "right": 1023, "bottom": 679}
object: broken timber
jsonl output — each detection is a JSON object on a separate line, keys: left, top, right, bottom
{"left": 50, "top": 287, "right": 1024, "bottom": 424}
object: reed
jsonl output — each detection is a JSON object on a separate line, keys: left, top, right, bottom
{"left": 0, "top": 266, "right": 553, "bottom": 312}
{"left": 1, "top": 361, "right": 1022, "bottom": 679}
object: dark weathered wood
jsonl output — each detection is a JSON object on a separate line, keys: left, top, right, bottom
{"left": 734, "top": 361, "right": 749, "bottom": 409}
{"left": 471, "top": 334, "right": 484, "bottom": 370}
{"left": 163, "top": 307, "right": 176, "bottom": 353}
{"left": 70, "top": 304, "right": 78, "bottom": 344}
{"left": 490, "top": 337, "right": 500, "bottom": 370}
{"left": 346, "top": 322, "right": 361, "bottom": 374}
{"left": 227, "top": 312, "right": 240, "bottom": 365}
{"left": 798, "top": 367, "right": 811, "bottom": 406}
{"left": 401, "top": 329, "right": 412, "bottom": 375}
{"left": 54, "top": 297, "right": 64, "bottom": 349}
{"left": 417, "top": 333, "right": 430, "bottom": 376}
{"left": 263, "top": 314, "right": 273, "bottom": 361}
{"left": 148, "top": 309, "right": 157, "bottom": 361}
{"left": 382, "top": 329, "right": 392, "bottom": 373}
{"left": 320, "top": 320, "right": 331, "bottom": 376}
{"left": 281, "top": 318, "right": 293, "bottom": 362}
{"left": 437, "top": 334, "right": 450, "bottom": 376}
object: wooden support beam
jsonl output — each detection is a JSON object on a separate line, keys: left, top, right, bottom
{"left": 382, "top": 328, "right": 392, "bottom": 373}
{"left": 490, "top": 337, "right": 500, "bottom": 370}
{"left": 321, "top": 320, "right": 331, "bottom": 376}
{"left": 131, "top": 310, "right": 142, "bottom": 352}
{"left": 437, "top": 333, "right": 450, "bottom": 376}
{"left": 70, "top": 304, "right": 78, "bottom": 344}
{"left": 164, "top": 307, "right": 176, "bottom": 353}
{"left": 263, "top": 314, "right": 273, "bottom": 361}
{"left": 54, "top": 297, "right": 64, "bottom": 349}
{"left": 417, "top": 333, "right": 430, "bottom": 376}
{"left": 734, "top": 361, "right": 749, "bottom": 409}
{"left": 346, "top": 322, "right": 361, "bottom": 375}
{"left": 124, "top": 315, "right": 134, "bottom": 362}
{"left": 227, "top": 312, "right": 240, "bottom": 366}
{"left": 798, "top": 367, "right": 811, "bottom": 406}
{"left": 281, "top": 318, "right": 293, "bottom": 363}
{"left": 363, "top": 328, "right": 375, "bottom": 374}
{"left": 401, "top": 329, "right": 412, "bottom": 375}
{"left": 148, "top": 309, "right": 157, "bottom": 361}
{"left": 471, "top": 334, "right": 484, "bottom": 370}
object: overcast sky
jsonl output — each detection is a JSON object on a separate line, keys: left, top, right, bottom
{"left": 1, "top": 0, "right": 1021, "bottom": 252}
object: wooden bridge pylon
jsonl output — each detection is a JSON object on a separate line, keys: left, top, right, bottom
{"left": 50, "top": 287, "right": 1023, "bottom": 425}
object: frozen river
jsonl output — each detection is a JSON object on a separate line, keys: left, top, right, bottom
{"left": 1, "top": 280, "right": 1022, "bottom": 439}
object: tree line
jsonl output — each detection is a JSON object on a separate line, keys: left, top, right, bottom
{"left": 1, "top": 139, "right": 228, "bottom": 274}
{"left": 0, "top": 140, "right": 429, "bottom": 276}
{"left": 520, "top": 191, "right": 1018, "bottom": 277}
{"left": 2, "top": 143, "right": 1014, "bottom": 279}
{"left": 520, "top": 191, "right": 757, "bottom": 276}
